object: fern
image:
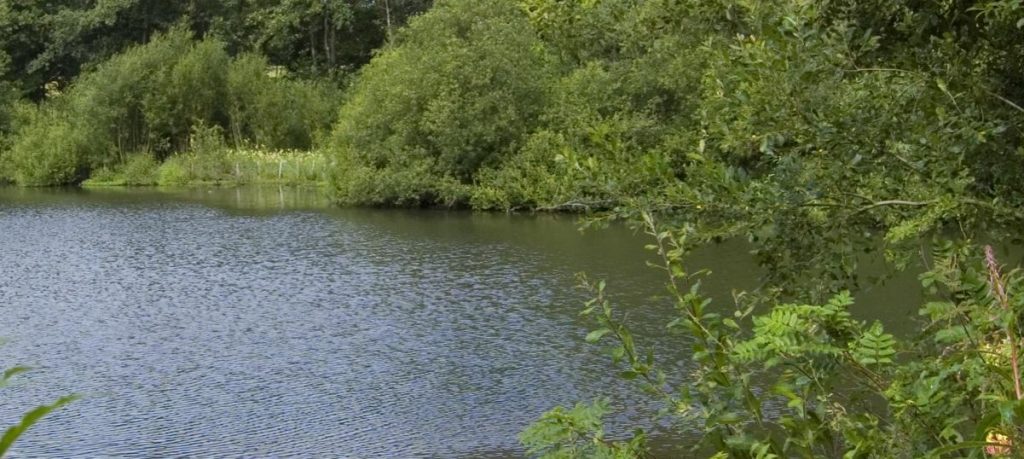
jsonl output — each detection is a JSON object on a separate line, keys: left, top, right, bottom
{"left": 851, "top": 322, "right": 896, "bottom": 365}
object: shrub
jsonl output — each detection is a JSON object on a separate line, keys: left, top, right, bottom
{"left": 329, "top": 0, "right": 557, "bottom": 205}
{"left": 0, "top": 90, "right": 12, "bottom": 182}
{"left": 227, "top": 54, "right": 340, "bottom": 150}
{"left": 120, "top": 153, "right": 159, "bottom": 185}
{"left": 330, "top": 149, "right": 468, "bottom": 207}
{"left": 143, "top": 36, "right": 231, "bottom": 154}
{"left": 70, "top": 26, "right": 195, "bottom": 162}
{"left": 527, "top": 218, "right": 1024, "bottom": 458}
{"left": 6, "top": 103, "right": 97, "bottom": 186}
{"left": 5, "top": 27, "right": 340, "bottom": 186}
{"left": 84, "top": 166, "right": 119, "bottom": 185}
{"left": 156, "top": 156, "right": 189, "bottom": 186}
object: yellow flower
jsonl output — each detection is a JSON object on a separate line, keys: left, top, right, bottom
{"left": 985, "top": 431, "right": 1012, "bottom": 457}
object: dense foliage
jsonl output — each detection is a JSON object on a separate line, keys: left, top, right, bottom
{"left": 328, "top": 0, "right": 1023, "bottom": 231}
{"left": 322, "top": 0, "right": 1024, "bottom": 456}
{"left": 329, "top": 0, "right": 557, "bottom": 206}
{"left": 3, "top": 0, "right": 1024, "bottom": 456}
{"left": 0, "top": 0, "right": 437, "bottom": 186}
{"left": 455, "top": 1, "right": 1024, "bottom": 457}
{"left": 525, "top": 225, "right": 1024, "bottom": 458}
{"left": 0, "top": 28, "right": 338, "bottom": 186}
{"left": 328, "top": 0, "right": 1024, "bottom": 318}
{"left": 0, "top": 0, "right": 432, "bottom": 97}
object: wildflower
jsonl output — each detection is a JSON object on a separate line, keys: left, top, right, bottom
{"left": 985, "top": 431, "right": 1012, "bottom": 457}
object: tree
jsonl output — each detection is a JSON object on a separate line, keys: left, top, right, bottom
{"left": 0, "top": 0, "right": 436, "bottom": 99}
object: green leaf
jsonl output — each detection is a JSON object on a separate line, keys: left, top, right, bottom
{"left": 0, "top": 394, "right": 79, "bottom": 456}
{"left": 926, "top": 440, "right": 997, "bottom": 457}
{"left": 714, "top": 412, "right": 743, "bottom": 425}
{"left": 1, "top": 366, "right": 30, "bottom": 387}
{"left": 585, "top": 328, "right": 612, "bottom": 343}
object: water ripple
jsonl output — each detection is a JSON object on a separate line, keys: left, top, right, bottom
{"left": 0, "top": 189, "right": 734, "bottom": 457}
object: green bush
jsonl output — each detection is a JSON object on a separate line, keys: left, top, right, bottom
{"left": 227, "top": 53, "right": 339, "bottom": 151}
{"left": 328, "top": 0, "right": 557, "bottom": 205}
{"left": 156, "top": 156, "right": 189, "bottom": 186}
{"left": 0, "top": 81, "right": 15, "bottom": 182}
{"left": 5, "top": 26, "right": 340, "bottom": 186}
{"left": 151, "top": 124, "right": 232, "bottom": 185}
{"left": 83, "top": 153, "right": 160, "bottom": 186}
{"left": 331, "top": 149, "right": 468, "bottom": 207}
{"left": 516, "top": 1, "right": 1024, "bottom": 457}
{"left": 6, "top": 102, "right": 98, "bottom": 186}
{"left": 0, "top": 80, "right": 14, "bottom": 135}
{"left": 120, "top": 153, "right": 159, "bottom": 185}
{"left": 69, "top": 26, "right": 195, "bottom": 162}
{"left": 143, "top": 36, "right": 231, "bottom": 154}
{"left": 84, "top": 166, "right": 119, "bottom": 185}
{"left": 528, "top": 218, "right": 1024, "bottom": 458}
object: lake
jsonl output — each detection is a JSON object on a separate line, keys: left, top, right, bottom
{"left": 0, "top": 186, "right": 926, "bottom": 457}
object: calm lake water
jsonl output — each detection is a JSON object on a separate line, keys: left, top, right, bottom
{"left": 0, "top": 186, "right": 929, "bottom": 457}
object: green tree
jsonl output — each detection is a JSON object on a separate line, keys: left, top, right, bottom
{"left": 0, "top": 0, "right": 434, "bottom": 100}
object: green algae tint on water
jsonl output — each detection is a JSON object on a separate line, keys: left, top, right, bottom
{"left": 0, "top": 187, "right": 924, "bottom": 457}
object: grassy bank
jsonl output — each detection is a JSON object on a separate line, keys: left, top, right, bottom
{"left": 81, "top": 148, "right": 328, "bottom": 188}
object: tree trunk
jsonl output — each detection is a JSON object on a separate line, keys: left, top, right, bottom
{"left": 309, "top": 27, "right": 318, "bottom": 71}
{"left": 384, "top": 0, "right": 393, "bottom": 43}
{"left": 323, "top": 13, "right": 332, "bottom": 68}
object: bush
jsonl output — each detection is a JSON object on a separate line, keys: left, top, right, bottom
{"left": 528, "top": 219, "right": 1024, "bottom": 458}
{"left": 0, "top": 80, "right": 15, "bottom": 135}
{"left": 156, "top": 156, "right": 189, "bottom": 186}
{"left": 152, "top": 124, "right": 231, "bottom": 185}
{"left": 0, "top": 80, "right": 19, "bottom": 181}
{"left": 5, "top": 27, "right": 340, "bottom": 186}
{"left": 6, "top": 102, "right": 97, "bottom": 186}
{"left": 120, "top": 153, "right": 159, "bottom": 185}
{"left": 83, "top": 153, "right": 160, "bottom": 186}
{"left": 143, "top": 36, "right": 231, "bottom": 154}
{"left": 328, "top": 0, "right": 557, "bottom": 205}
{"left": 69, "top": 26, "right": 195, "bottom": 162}
{"left": 227, "top": 54, "right": 339, "bottom": 150}
{"left": 331, "top": 149, "right": 468, "bottom": 207}
{"left": 517, "top": 1, "right": 1024, "bottom": 457}
{"left": 84, "top": 166, "right": 119, "bottom": 185}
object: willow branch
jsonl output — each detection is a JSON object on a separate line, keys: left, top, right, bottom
{"left": 985, "top": 245, "right": 1023, "bottom": 401}
{"left": 854, "top": 199, "right": 937, "bottom": 214}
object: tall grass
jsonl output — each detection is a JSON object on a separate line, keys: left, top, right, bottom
{"left": 223, "top": 148, "right": 328, "bottom": 185}
{"left": 83, "top": 147, "right": 328, "bottom": 187}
